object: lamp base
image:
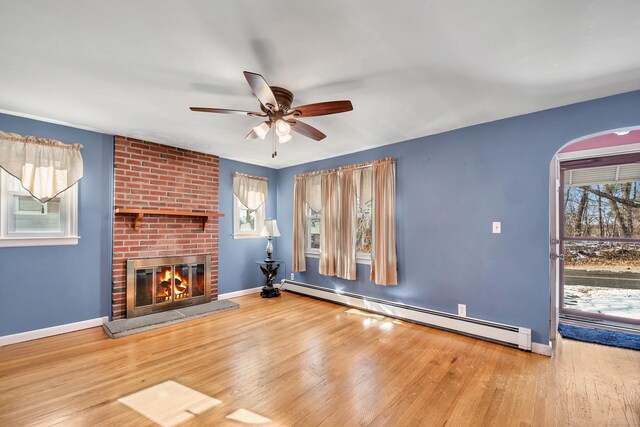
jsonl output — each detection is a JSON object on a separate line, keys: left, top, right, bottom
{"left": 265, "top": 237, "right": 274, "bottom": 262}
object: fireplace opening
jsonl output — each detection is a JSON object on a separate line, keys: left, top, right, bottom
{"left": 127, "top": 255, "right": 211, "bottom": 318}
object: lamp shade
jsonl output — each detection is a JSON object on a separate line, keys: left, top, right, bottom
{"left": 278, "top": 133, "right": 292, "bottom": 144}
{"left": 260, "top": 219, "right": 281, "bottom": 237}
{"left": 253, "top": 122, "right": 271, "bottom": 139}
{"left": 274, "top": 120, "right": 291, "bottom": 137}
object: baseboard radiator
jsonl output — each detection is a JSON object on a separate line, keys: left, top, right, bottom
{"left": 282, "top": 280, "right": 532, "bottom": 351}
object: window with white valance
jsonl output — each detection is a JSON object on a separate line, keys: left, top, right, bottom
{"left": 232, "top": 172, "right": 268, "bottom": 239}
{"left": 292, "top": 157, "right": 398, "bottom": 286}
{"left": 0, "top": 131, "right": 83, "bottom": 247}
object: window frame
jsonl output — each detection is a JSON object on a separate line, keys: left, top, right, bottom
{"left": 232, "top": 194, "right": 265, "bottom": 239}
{"left": 305, "top": 204, "right": 320, "bottom": 258}
{"left": 0, "top": 169, "right": 79, "bottom": 247}
{"left": 303, "top": 199, "right": 372, "bottom": 265}
{"left": 355, "top": 197, "right": 372, "bottom": 263}
{"left": 559, "top": 152, "right": 640, "bottom": 325}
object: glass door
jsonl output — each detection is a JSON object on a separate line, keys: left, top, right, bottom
{"left": 560, "top": 153, "right": 640, "bottom": 326}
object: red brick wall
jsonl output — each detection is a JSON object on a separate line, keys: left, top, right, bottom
{"left": 112, "top": 136, "right": 220, "bottom": 319}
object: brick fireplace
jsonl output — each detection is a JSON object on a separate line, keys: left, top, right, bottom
{"left": 112, "top": 136, "right": 220, "bottom": 320}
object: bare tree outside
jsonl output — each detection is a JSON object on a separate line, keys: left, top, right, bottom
{"left": 562, "top": 178, "right": 640, "bottom": 321}
{"left": 564, "top": 182, "right": 640, "bottom": 238}
{"left": 356, "top": 200, "right": 372, "bottom": 254}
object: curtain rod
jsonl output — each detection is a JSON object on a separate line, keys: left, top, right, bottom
{"left": 233, "top": 171, "right": 268, "bottom": 181}
{"left": 295, "top": 157, "right": 395, "bottom": 178}
{"left": 0, "top": 130, "right": 83, "bottom": 150}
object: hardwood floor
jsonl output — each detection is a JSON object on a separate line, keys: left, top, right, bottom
{"left": 0, "top": 292, "right": 638, "bottom": 426}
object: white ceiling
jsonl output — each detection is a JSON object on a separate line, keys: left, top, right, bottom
{"left": 1, "top": 1, "right": 639, "bottom": 168}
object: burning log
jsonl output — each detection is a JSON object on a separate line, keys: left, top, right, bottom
{"left": 174, "top": 278, "right": 188, "bottom": 294}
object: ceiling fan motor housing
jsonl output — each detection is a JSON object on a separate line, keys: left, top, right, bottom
{"left": 261, "top": 86, "right": 294, "bottom": 113}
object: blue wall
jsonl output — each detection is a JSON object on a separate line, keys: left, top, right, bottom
{"left": 0, "top": 113, "right": 114, "bottom": 336}
{"left": 218, "top": 158, "right": 281, "bottom": 294}
{"left": 276, "top": 90, "right": 640, "bottom": 345}
{"left": 2, "top": 90, "right": 639, "bottom": 342}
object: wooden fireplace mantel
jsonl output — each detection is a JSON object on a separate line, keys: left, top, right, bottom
{"left": 114, "top": 208, "right": 224, "bottom": 230}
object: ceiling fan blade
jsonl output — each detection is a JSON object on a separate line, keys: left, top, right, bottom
{"left": 288, "top": 100, "right": 353, "bottom": 118}
{"left": 243, "top": 71, "right": 278, "bottom": 111}
{"left": 190, "top": 107, "right": 264, "bottom": 116}
{"left": 289, "top": 120, "right": 326, "bottom": 141}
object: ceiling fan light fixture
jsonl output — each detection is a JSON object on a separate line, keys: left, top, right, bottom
{"left": 191, "top": 71, "right": 353, "bottom": 158}
{"left": 253, "top": 122, "right": 271, "bottom": 139}
{"left": 278, "top": 134, "right": 292, "bottom": 144}
{"left": 275, "top": 119, "right": 291, "bottom": 137}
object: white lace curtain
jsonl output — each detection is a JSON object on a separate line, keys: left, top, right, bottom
{"left": 302, "top": 167, "right": 371, "bottom": 213}
{"left": 0, "top": 130, "right": 83, "bottom": 203}
{"left": 305, "top": 175, "right": 321, "bottom": 213}
{"left": 232, "top": 172, "right": 268, "bottom": 211}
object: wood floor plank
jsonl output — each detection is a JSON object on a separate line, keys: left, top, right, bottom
{"left": 0, "top": 292, "right": 638, "bottom": 426}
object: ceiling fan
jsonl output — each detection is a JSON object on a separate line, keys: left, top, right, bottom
{"left": 190, "top": 71, "right": 353, "bottom": 157}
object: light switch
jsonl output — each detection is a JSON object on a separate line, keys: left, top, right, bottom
{"left": 492, "top": 221, "right": 501, "bottom": 234}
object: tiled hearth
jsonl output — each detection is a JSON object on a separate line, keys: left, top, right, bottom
{"left": 112, "top": 136, "right": 220, "bottom": 319}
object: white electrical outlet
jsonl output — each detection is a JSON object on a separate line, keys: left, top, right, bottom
{"left": 458, "top": 304, "right": 467, "bottom": 317}
{"left": 492, "top": 221, "right": 501, "bottom": 234}
{"left": 290, "top": 273, "right": 295, "bottom": 280}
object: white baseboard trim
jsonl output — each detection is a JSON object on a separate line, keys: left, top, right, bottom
{"left": 283, "top": 280, "right": 535, "bottom": 352}
{"left": 531, "top": 341, "right": 553, "bottom": 357}
{"left": 218, "top": 287, "right": 262, "bottom": 300}
{"left": 0, "top": 316, "right": 109, "bottom": 347}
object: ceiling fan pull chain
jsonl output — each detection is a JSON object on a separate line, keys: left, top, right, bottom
{"left": 272, "top": 132, "right": 277, "bottom": 158}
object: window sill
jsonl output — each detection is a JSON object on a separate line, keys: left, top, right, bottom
{"left": 356, "top": 254, "right": 372, "bottom": 265}
{"left": 305, "top": 251, "right": 371, "bottom": 265}
{"left": 0, "top": 236, "right": 80, "bottom": 248}
{"left": 306, "top": 250, "right": 320, "bottom": 259}
{"left": 233, "top": 233, "right": 262, "bottom": 240}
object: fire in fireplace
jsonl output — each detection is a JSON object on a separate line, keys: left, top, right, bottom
{"left": 126, "top": 255, "right": 211, "bottom": 318}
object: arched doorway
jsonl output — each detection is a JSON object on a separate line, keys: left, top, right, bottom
{"left": 550, "top": 127, "right": 640, "bottom": 341}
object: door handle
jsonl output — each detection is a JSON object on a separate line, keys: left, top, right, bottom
{"left": 550, "top": 253, "right": 564, "bottom": 260}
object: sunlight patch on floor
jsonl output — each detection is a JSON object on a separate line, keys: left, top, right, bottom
{"left": 226, "top": 408, "right": 272, "bottom": 424}
{"left": 345, "top": 308, "right": 385, "bottom": 319}
{"left": 117, "top": 380, "right": 221, "bottom": 427}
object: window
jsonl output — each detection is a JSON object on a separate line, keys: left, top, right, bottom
{"left": 356, "top": 199, "right": 372, "bottom": 256}
{"left": 306, "top": 205, "right": 321, "bottom": 253}
{"left": 233, "top": 195, "right": 265, "bottom": 239}
{"left": 0, "top": 169, "right": 78, "bottom": 247}
{"left": 292, "top": 157, "right": 396, "bottom": 285}
{"left": 232, "top": 172, "right": 268, "bottom": 239}
{"left": 304, "top": 188, "right": 372, "bottom": 263}
{"left": 560, "top": 156, "right": 640, "bottom": 324}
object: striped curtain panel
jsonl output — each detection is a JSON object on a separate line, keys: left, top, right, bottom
{"left": 319, "top": 172, "right": 339, "bottom": 276}
{"left": 337, "top": 168, "right": 357, "bottom": 280}
{"left": 370, "top": 159, "right": 398, "bottom": 285}
{"left": 292, "top": 157, "right": 397, "bottom": 284}
{"left": 292, "top": 175, "right": 307, "bottom": 272}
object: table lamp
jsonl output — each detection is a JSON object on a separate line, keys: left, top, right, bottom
{"left": 260, "top": 219, "right": 281, "bottom": 261}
